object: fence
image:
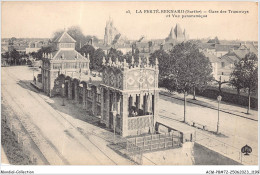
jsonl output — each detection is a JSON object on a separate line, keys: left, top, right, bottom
{"left": 2, "top": 116, "right": 38, "bottom": 165}
{"left": 126, "top": 141, "right": 143, "bottom": 165}
{"left": 127, "top": 132, "right": 181, "bottom": 153}
{"left": 195, "top": 131, "right": 258, "bottom": 165}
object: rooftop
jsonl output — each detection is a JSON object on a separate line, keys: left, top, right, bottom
{"left": 202, "top": 51, "right": 220, "bottom": 63}
{"left": 54, "top": 31, "right": 76, "bottom": 43}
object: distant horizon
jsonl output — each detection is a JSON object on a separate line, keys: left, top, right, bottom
{"left": 2, "top": 2, "right": 258, "bottom": 41}
{"left": 2, "top": 35, "right": 258, "bottom": 43}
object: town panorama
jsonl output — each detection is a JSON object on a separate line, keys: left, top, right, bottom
{"left": 1, "top": 1, "right": 258, "bottom": 169}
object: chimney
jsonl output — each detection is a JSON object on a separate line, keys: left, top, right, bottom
{"left": 132, "top": 44, "right": 135, "bottom": 55}
{"left": 89, "top": 38, "right": 93, "bottom": 46}
{"left": 160, "top": 43, "right": 164, "bottom": 50}
{"left": 148, "top": 41, "right": 153, "bottom": 53}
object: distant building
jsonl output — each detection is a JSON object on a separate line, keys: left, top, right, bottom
{"left": 165, "top": 24, "right": 189, "bottom": 44}
{"left": 216, "top": 42, "right": 258, "bottom": 81}
{"left": 202, "top": 51, "right": 220, "bottom": 80}
{"left": 199, "top": 43, "right": 240, "bottom": 58}
{"left": 104, "top": 17, "right": 120, "bottom": 46}
{"left": 91, "top": 17, "right": 131, "bottom": 55}
{"left": 26, "top": 40, "right": 49, "bottom": 54}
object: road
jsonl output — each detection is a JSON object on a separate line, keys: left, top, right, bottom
{"left": 1, "top": 66, "right": 133, "bottom": 165}
{"left": 159, "top": 92, "right": 258, "bottom": 156}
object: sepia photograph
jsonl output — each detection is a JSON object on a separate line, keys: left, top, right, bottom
{"left": 0, "top": 1, "right": 259, "bottom": 174}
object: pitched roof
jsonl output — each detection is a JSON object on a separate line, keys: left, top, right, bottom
{"left": 174, "top": 23, "right": 185, "bottom": 40}
{"left": 52, "top": 50, "right": 86, "bottom": 60}
{"left": 215, "top": 44, "right": 239, "bottom": 52}
{"left": 54, "top": 31, "right": 76, "bottom": 43}
{"left": 233, "top": 49, "right": 249, "bottom": 59}
{"left": 202, "top": 51, "right": 220, "bottom": 63}
{"left": 197, "top": 43, "right": 216, "bottom": 50}
{"left": 245, "top": 43, "right": 258, "bottom": 55}
{"left": 220, "top": 53, "right": 240, "bottom": 64}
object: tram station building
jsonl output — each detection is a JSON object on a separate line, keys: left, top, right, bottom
{"left": 41, "top": 31, "right": 159, "bottom": 137}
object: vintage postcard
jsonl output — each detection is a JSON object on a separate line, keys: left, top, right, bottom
{"left": 1, "top": 1, "right": 259, "bottom": 174}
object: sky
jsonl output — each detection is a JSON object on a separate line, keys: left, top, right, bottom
{"left": 1, "top": 1, "right": 258, "bottom": 41}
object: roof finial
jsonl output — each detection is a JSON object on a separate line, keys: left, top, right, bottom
{"left": 87, "top": 54, "right": 90, "bottom": 60}
{"left": 155, "top": 57, "right": 159, "bottom": 68}
{"left": 123, "top": 58, "right": 128, "bottom": 68}
{"left": 115, "top": 57, "right": 118, "bottom": 65}
{"left": 131, "top": 56, "right": 134, "bottom": 67}
{"left": 102, "top": 57, "right": 106, "bottom": 65}
{"left": 108, "top": 57, "right": 112, "bottom": 66}
{"left": 139, "top": 57, "right": 142, "bottom": 67}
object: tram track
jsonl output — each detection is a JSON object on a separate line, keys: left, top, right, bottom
{"left": 3, "top": 68, "right": 120, "bottom": 165}
{"left": 6, "top": 68, "right": 157, "bottom": 165}
{"left": 2, "top": 86, "right": 69, "bottom": 165}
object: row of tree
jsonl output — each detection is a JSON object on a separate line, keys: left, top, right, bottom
{"left": 1, "top": 49, "right": 29, "bottom": 65}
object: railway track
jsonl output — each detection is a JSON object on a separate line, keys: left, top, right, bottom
{"left": 5, "top": 68, "right": 157, "bottom": 165}
{"left": 2, "top": 86, "right": 68, "bottom": 165}
{"left": 2, "top": 68, "right": 128, "bottom": 165}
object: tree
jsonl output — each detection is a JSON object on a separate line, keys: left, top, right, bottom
{"left": 79, "top": 45, "right": 96, "bottom": 69}
{"left": 191, "top": 52, "right": 214, "bottom": 100}
{"left": 93, "top": 48, "right": 105, "bottom": 70}
{"left": 107, "top": 48, "right": 123, "bottom": 62}
{"left": 162, "top": 42, "right": 213, "bottom": 122}
{"left": 36, "top": 46, "right": 55, "bottom": 60}
{"left": 207, "top": 36, "right": 220, "bottom": 44}
{"left": 10, "top": 49, "right": 20, "bottom": 65}
{"left": 214, "top": 76, "right": 229, "bottom": 94}
{"left": 149, "top": 49, "right": 170, "bottom": 87}
{"left": 230, "top": 52, "right": 258, "bottom": 114}
{"left": 229, "top": 75, "right": 243, "bottom": 95}
{"left": 67, "top": 26, "right": 87, "bottom": 50}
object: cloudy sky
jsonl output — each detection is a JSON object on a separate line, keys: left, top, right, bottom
{"left": 1, "top": 1, "right": 258, "bottom": 41}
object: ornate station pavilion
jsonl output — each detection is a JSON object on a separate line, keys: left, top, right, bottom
{"left": 41, "top": 31, "right": 159, "bottom": 137}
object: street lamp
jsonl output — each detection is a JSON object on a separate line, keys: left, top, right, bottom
{"left": 112, "top": 110, "right": 117, "bottom": 144}
{"left": 62, "top": 83, "right": 65, "bottom": 106}
{"left": 33, "top": 69, "right": 34, "bottom": 78}
{"left": 217, "top": 95, "right": 222, "bottom": 134}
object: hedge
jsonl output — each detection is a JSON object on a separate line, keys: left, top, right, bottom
{"left": 196, "top": 88, "right": 258, "bottom": 109}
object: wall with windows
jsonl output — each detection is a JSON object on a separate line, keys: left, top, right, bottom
{"left": 58, "top": 43, "right": 75, "bottom": 49}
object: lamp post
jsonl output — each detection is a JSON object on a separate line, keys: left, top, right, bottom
{"left": 62, "top": 83, "right": 65, "bottom": 106}
{"left": 112, "top": 110, "right": 117, "bottom": 144}
{"left": 217, "top": 95, "right": 222, "bottom": 134}
{"left": 33, "top": 68, "right": 35, "bottom": 82}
